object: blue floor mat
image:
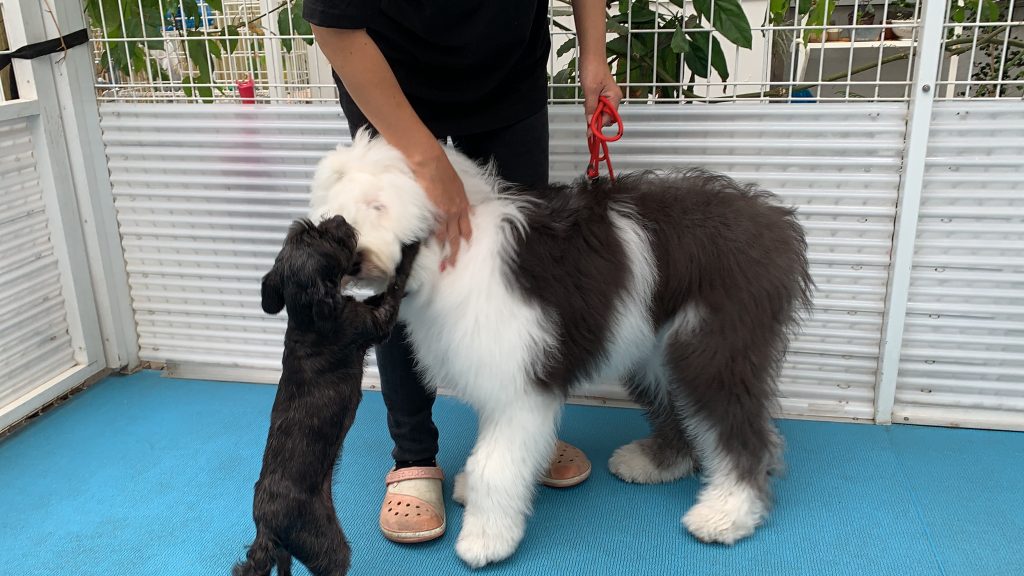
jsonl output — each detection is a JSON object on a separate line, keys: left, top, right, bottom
{"left": 1, "top": 371, "right": 1021, "bottom": 575}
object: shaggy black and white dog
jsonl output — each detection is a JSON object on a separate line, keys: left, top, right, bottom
{"left": 233, "top": 216, "right": 418, "bottom": 576}
{"left": 309, "top": 130, "right": 812, "bottom": 568}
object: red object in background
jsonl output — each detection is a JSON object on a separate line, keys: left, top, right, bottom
{"left": 586, "top": 96, "right": 624, "bottom": 182}
{"left": 237, "top": 77, "right": 255, "bottom": 104}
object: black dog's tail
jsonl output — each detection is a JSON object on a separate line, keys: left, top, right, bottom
{"left": 233, "top": 530, "right": 290, "bottom": 576}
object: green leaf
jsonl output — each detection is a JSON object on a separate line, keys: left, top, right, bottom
{"left": 205, "top": 0, "right": 223, "bottom": 10}
{"left": 184, "top": 37, "right": 214, "bottom": 101}
{"left": 683, "top": 28, "right": 711, "bottom": 79}
{"left": 556, "top": 37, "right": 577, "bottom": 57}
{"left": 802, "top": 0, "right": 836, "bottom": 43}
{"left": 292, "top": 0, "right": 315, "bottom": 46}
{"left": 550, "top": 58, "right": 577, "bottom": 100}
{"left": 629, "top": 0, "right": 657, "bottom": 25}
{"left": 631, "top": 31, "right": 652, "bottom": 56}
{"left": 710, "top": 35, "right": 729, "bottom": 80}
{"left": 222, "top": 24, "right": 240, "bottom": 54}
{"left": 181, "top": 0, "right": 202, "bottom": 30}
{"left": 951, "top": 5, "right": 965, "bottom": 23}
{"left": 671, "top": 25, "right": 689, "bottom": 54}
{"left": 669, "top": 0, "right": 687, "bottom": 9}
{"left": 101, "top": 44, "right": 146, "bottom": 78}
{"left": 981, "top": 0, "right": 1001, "bottom": 21}
{"left": 606, "top": 18, "right": 629, "bottom": 35}
{"left": 607, "top": 35, "right": 630, "bottom": 57}
{"left": 770, "top": 0, "right": 789, "bottom": 18}
{"left": 657, "top": 39, "right": 681, "bottom": 84}
{"left": 278, "top": 4, "right": 292, "bottom": 52}
{"left": 681, "top": 28, "right": 730, "bottom": 81}
{"left": 692, "top": 0, "right": 752, "bottom": 49}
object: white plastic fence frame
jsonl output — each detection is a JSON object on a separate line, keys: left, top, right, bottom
{"left": 0, "top": 0, "right": 132, "bottom": 431}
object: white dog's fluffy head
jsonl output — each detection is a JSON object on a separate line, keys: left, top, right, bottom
{"left": 309, "top": 128, "right": 436, "bottom": 291}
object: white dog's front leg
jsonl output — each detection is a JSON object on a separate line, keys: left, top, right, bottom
{"left": 455, "top": 392, "right": 561, "bottom": 568}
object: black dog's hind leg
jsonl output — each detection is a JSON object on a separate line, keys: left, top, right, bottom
{"left": 281, "top": 498, "right": 351, "bottom": 576}
{"left": 276, "top": 547, "right": 292, "bottom": 576}
{"left": 232, "top": 528, "right": 282, "bottom": 576}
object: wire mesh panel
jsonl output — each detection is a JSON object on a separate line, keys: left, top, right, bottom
{"left": 893, "top": 101, "right": 1024, "bottom": 431}
{"left": 86, "top": 1, "right": 936, "bottom": 104}
{"left": 0, "top": 116, "right": 77, "bottom": 411}
{"left": 85, "top": 0, "right": 330, "bottom": 103}
{"left": 936, "top": 0, "right": 1024, "bottom": 99}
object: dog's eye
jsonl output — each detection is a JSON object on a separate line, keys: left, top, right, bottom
{"left": 371, "top": 202, "right": 385, "bottom": 212}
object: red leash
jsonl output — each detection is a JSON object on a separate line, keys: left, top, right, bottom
{"left": 586, "top": 95, "right": 624, "bottom": 181}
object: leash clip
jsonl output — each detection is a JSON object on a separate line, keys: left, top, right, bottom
{"left": 586, "top": 95, "right": 623, "bottom": 182}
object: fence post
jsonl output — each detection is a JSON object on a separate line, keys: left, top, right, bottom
{"left": 41, "top": 1, "right": 141, "bottom": 370}
{"left": 873, "top": 0, "right": 948, "bottom": 424}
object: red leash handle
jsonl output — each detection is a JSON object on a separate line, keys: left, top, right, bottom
{"left": 586, "top": 96, "right": 624, "bottom": 181}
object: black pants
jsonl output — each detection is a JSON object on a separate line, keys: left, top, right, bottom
{"left": 334, "top": 77, "right": 549, "bottom": 464}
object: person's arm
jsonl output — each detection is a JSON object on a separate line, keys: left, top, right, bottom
{"left": 312, "top": 26, "right": 471, "bottom": 268}
{"left": 572, "top": 0, "right": 622, "bottom": 125}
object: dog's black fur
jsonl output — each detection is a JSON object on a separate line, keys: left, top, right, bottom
{"left": 233, "top": 216, "right": 418, "bottom": 576}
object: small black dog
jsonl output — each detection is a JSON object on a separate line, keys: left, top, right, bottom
{"left": 233, "top": 216, "right": 419, "bottom": 576}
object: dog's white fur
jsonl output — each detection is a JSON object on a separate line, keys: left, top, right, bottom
{"left": 310, "top": 130, "right": 771, "bottom": 567}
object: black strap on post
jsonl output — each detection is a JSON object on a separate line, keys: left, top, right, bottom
{"left": 0, "top": 28, "right": 89, "bottom": 72}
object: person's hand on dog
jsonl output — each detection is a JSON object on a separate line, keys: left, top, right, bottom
{"left": 410, "top": 146, "right": 471, "bottom": 272}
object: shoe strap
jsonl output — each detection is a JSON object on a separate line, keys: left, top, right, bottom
{"left": 386, "top": 466, "right": 444, "bottom": 484}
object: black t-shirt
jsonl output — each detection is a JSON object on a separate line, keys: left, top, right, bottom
{"left": 305, "top": 0, "right": 551, "bottom": 135}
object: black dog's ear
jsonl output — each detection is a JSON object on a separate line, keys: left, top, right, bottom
{"left": 261, "top": 269, "right": 285, "bottom": 315}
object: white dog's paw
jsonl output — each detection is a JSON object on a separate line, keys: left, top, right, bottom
{"left": 609, "top": 439, "right": 695, "bottom": 484}
{"left": 452, "top": 471, "right": 467, "bottom": 506}
{"left": 455, "top": 513, "right": 524, "bottom": 569}
{"left": 682, "top": 483, "right": 765, "bottom": 545}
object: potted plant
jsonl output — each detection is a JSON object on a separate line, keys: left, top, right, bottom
{"left": 886, "top": 0, "right": 917, "bottom": 40}
{"left": 848, "top": 3, "right": 878, "bottom": 41}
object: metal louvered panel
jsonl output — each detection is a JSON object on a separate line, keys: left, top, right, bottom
{"left": 0, "top": 117, "right": 77, "bottom": 407}
{"left": 551, "top": 104, "right": 907, "bottom": 419}
{"left": 894, "top": 102, "right": 1024, "bottom": 431}
{"left": 100, "top": 104, "right": 351, "bottom": 380}
{"left": 103, "top": 103, "right": 903, "bottom": 421}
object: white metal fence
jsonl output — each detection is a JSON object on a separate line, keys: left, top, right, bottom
{"left": 85, "top": 0, "right": 1024, "bottom": 431}
{"left": 2, "top": 1, "right": 1022, "bottom": 430}
{"left": 0, "top": 0, "right": 131, "bottom": 431}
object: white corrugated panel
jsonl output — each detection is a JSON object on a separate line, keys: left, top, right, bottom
{"left": 551, "top": 104, "right": 907, "bottom": 420}
{"left": 894, "top": 101, "right": 1024, "bottom": 431}
{"left": 0, "top": 117, "right": 77, "bottom": 409}
{"left": 100, "top": 104, "right": 351, "bottom": 382}
{"left": 103, "top": 103, "right": 903, "bottom": 421}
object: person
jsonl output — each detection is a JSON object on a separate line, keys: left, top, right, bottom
{"left": 304, "top": 0, "right": 622, "bottom": 544}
